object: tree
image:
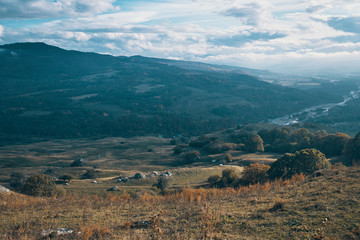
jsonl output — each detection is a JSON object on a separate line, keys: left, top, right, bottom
{"left": 220, "top": 168, "right": 240, "bottom": 186}
{"left": 290, "top": 128, "right": 314, "bottom": 143}
{"left": 343, "top": 131, "right": 360, "bottom": 165}
{"left": 268, "top": 149, "right": 331, "bottom": 179}
{"left": 155, "top": 177, "right": 169, "bottom": 194}
{"left": 22, "top": 174, "right": 60, "bottom": 197}
{"left": 320, "top": 133, "right": 351, "bottom": 157}
{"left": 59, "top": 174, "right": 75, "bottom": 183}
{"left": 245, "top": 134, "right": 264, "bottom": 153}
{"left": 240, "top": 163, "right": 270, "bottom": 185}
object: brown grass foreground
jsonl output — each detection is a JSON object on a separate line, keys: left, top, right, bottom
{"left": 1, "top": 165, "right": 360, "bottom": 239}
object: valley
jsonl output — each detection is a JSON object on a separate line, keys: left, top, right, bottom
{"left": 1, "top": 42, "right": 360, "bottom": 240}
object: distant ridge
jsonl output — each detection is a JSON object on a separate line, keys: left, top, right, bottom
{"left": 0, "top": 42, "right": 340, "bottom": 139}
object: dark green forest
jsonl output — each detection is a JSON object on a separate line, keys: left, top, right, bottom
{"left": 0, "top": 42, "right": 359, "bottom": 141}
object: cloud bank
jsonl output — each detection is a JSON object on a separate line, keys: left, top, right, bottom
{"left": 0, "top": 0, "right": 360, "bottom": 74}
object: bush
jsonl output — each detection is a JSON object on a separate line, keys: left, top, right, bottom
{"left": 189, "top": 135, "right": 218, "bottom": 148}
{"left": 9, "top": 172, "right": 26, "bottom": 191}
{"left": 22, "top": 174, "right": 61, "bottom": 197}
{"left": 71, "top": 158, "right": 84, "bottom": 167}
{"left": 82, "top": 169, "right": 98, "bottom": 179}
{"left": 268, "top": 141, "right": 297, "bottom": 154}
{"left": 224, "top": 152, "right": 233, "bottom": 163}
{"left": 207, "top": 175, "right": 221, "bottom": 185}
{"left": 319, "top": 133, "right": 351, "bottom": 157}
{"left": 220, "top": 169, "right": 240, "bottom": 187}
{"left": 343, "top": 131, "right": 360, "bottom": 165}
{"left": 182, "top": 150, "right": 200, "bottom": 164}
{"left": 268, "top": 148, "right": 331, "bottom": 179}
{"left": 173, "top": 144, "right": 188, "bottom": 155}
{"left": 245, "top": 134, "right": 264, "bottom": 153}
{"left": 258, "top": 127, "right": 289, "bottom": 144}
{"left": 155, "top": 177, "right": 169, "bottom": 194}
{"left": 290, "top": 128, "right": 314, "bottom": 143}
{"left": 229, "top": 130, "right": 252, "bottom": 144}
{"left": 202, "top": 140, "right": 237, "bottom": 154}
{"left": 59, "top": 174, "right": 75, "bottom": 183}
{"left": 240, "top": 163, "right": 270, "bottom": 186}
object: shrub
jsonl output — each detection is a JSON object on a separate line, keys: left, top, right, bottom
{"left": 22, "top": 174, "right": 61, "bottom": 197}
{"left": 269, "top": 199, "right": 287, "bottom": 212}
{"left": 290, "top": 128, "right": 314, "bottom": 143}
{"left": 9, "top": 172, "right": 26, "bottom": 191}
{"left": 258, "top": 127, "right": 289, "bottom": 144}
{"left": 321, "top": 133, "right": 351, "bottom": 157}
{"left": 71, "top": 158, "right": 83, "bottom": 167}
{"left": 220, "top": 169, "right": 240, "bottom": 187}
{"left": 343, "top": 131, "right": 360, "bottom": 165}
{"left": 207, "top": 175, "right": 221, "bottom": 186}
{"left": 240, "top": 163, "right": 270, "bottom": 186}
{"left": 268, "top": 148, "right": 331, "bottom": 179}
{"left": 173, "top": 144, "right": 188, "bottom": 155}
{"left": 245, "top": 134, "right": 264, "bottom": 153}
{"left": 229, "top": 130, "right": 252, "bottom": 144}
{"left": 269, "top": 141, "right": 297, "bottom": 153}
{"left": 82, "top": 169, "right": 98, "bottom": 179}
{"left": 59, "top": 174, "right": 75, "bottom": 183}
{"left": 182, "top": 150, "right": 200, "bottom": 164}
{"left": 169, "top": 139, "right": 177, "bottom": 145}
{"left": 189, "top": 135, "right": 218, "bottom": 148}
{"left": 202, "top": 140, "right": 237, "bottom": 154}
{"left": 155, "top": 177, "right": 169, "bottom": 194}
{"left": 224, "top": 152, "right": 233, "bottom": 163}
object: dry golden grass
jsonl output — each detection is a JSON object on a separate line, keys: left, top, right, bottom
{"left": 1, "top": 165, "right": 359, "bottom": 239}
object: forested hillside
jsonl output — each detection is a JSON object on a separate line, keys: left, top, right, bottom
{"left": 0, "top": 42, "right": 342, "bottom": 139}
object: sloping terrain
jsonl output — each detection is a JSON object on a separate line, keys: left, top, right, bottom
{"left": 0, "top": 42, "right": 341, "bottom": 140}
{"left": 0, "top": 164, "right": 359, "bottom": 239}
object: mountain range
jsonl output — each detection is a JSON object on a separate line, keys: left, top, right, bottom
{"left": 0, "top": 42, "right": 349, "bottom": 139}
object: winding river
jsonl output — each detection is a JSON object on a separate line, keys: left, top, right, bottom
{"left": 269, "top": 88, "right": 360, "bottom": 125}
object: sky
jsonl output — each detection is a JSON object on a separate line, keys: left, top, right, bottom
{"left": 0, "top": 0, "right": 360, "bottom": 74}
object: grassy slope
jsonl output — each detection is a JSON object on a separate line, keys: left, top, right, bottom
{"left": 1, "top": 165, "right": 359, "bottom": 239}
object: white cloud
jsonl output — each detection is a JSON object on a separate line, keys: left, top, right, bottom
{"left": 0, "top": 25, "right": 4, "bottom": 37}
{"left": 1, "top": 0, "right": 360, "bottom": 74}
{"left": 0, "top": 0, "right": 119, "bottom": 19}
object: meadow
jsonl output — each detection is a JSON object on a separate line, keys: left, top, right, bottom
{"left": 0, "top": 134, "right": 359, "bottom": 239}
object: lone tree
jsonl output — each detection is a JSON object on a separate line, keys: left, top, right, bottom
{"left": 22, "top": 174, "right": 60, "bottom": 197}
{"left": 155, "top": 177, "right": 169, "bottom": 194}
{"left": 245, "top": 134, "right": 264, "bottom": 153}
{"left": 268, "top": 148, "right": 331, "bottom": 179}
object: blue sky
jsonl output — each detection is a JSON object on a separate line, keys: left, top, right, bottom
{"left": 0, "top": 0, "right": 360, "bottom": 74}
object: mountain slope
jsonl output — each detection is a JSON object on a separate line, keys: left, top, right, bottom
{"left": 0, "top": 42, "right": 340, "bottom": 139}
